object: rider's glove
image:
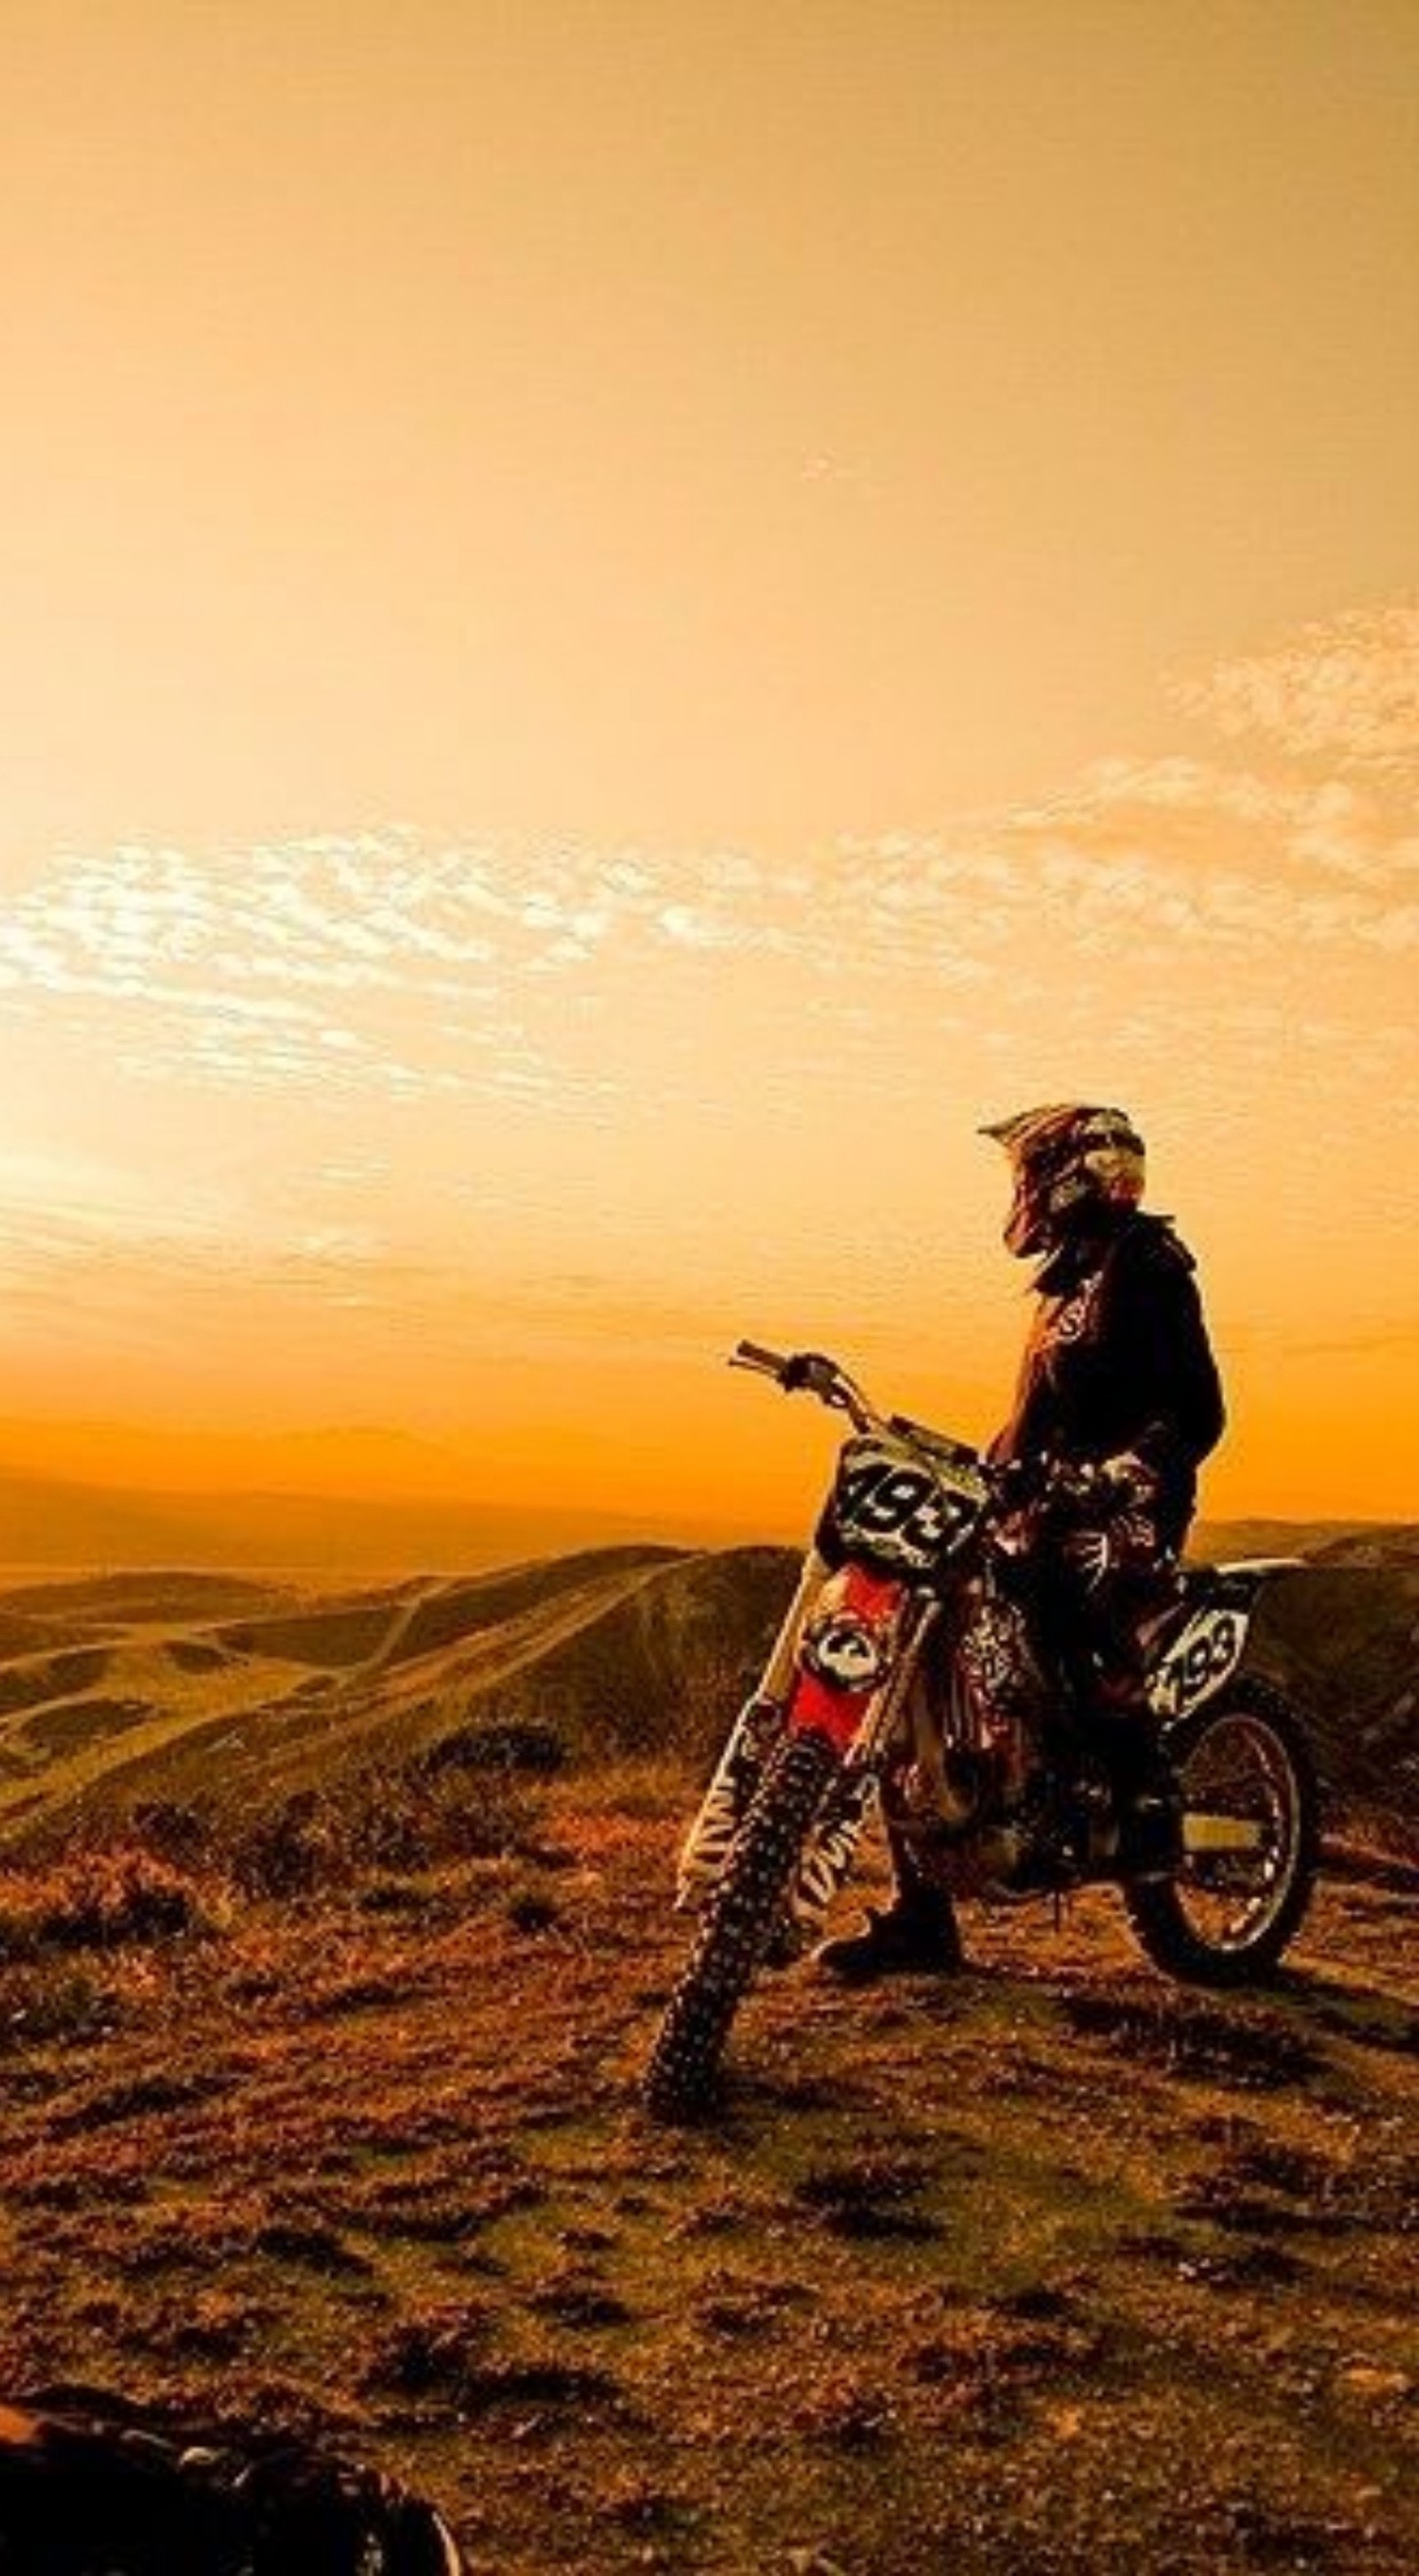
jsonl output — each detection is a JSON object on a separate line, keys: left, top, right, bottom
{"left": 1035, "top": 1452, "right": 1101, "bottom": 1512}
{"left": 1094, "top": 1449, "right": 1159, "bottom": 1511}
{"left": 1039, "top": 1451, "right": 1155, "bottom": 1515}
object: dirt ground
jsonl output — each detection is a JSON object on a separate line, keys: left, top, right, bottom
{"left": 0, "top": 1763, "right": 1415, "bottom": 2575}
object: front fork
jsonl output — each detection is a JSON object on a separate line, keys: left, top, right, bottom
{"left": 675, "top": 1556, "right": 936, "bottom": 1944}
{"left": 674, "top": 1549, "right": 830, "bottom": 1911}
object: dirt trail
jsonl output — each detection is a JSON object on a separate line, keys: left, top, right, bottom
{"left": 0, "top": 1770, "right": 1414, "bottom": 2575}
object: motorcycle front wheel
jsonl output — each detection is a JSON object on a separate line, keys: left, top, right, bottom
{"left": 1125, "top": 1676, "right": 1320, "bottom": 1986}
{"left": 643, "top": 1728, "right": 839, "bottom": 2119}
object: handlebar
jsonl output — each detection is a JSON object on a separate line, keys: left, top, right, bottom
{"left": 731, "top": 1339, "right": 792, "bottom": 1379}
{"left": 729, "top": 1340, "right": 891, "bottom": 1438}
{"left": 729, "top": 1340, "right": 1132, "bottom": 1520}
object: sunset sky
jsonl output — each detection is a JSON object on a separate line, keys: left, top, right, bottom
{"left": 1, "top": 1, "right": 1415, "bottom": 1534}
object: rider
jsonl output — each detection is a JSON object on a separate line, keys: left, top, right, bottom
{"left": 818, "top": 1102, "right": 1226, "bottom": 1981}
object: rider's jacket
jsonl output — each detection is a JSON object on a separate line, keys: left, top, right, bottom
{"left": 989, "top": 1211, "right": 1225, "bottom": 1551}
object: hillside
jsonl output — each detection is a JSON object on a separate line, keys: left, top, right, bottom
{"left": 0, "top": 1771, "right": 1413, "bottom": 2573}
{"left": 1243, "top": 1551, "right": 1419, "bottom": 1857}
{"left": 0, "top": 1543, "right": 1414, "bottom": 2569}
{"left": 0, "top": 1547, "right": 792, "bottom": 1850}
{"left": 0, "top": 1532, "right": 1414, "bottom": 1861}
{"left": 1193, "top": 1520, "right": 1415, "bottom": 1565}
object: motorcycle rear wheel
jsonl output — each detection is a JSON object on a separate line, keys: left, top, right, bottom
{"left": 1125, "top": 1676, "right": 1319, "bottom": 1986}
{"left": 643, "top": 1729, "right": 839, "bottom": 2119}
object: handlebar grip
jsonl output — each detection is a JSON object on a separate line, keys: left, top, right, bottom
{"left": 731, "top": 1339, "right": 791, "bottom": 1378}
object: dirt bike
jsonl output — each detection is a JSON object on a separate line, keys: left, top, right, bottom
{"left": 643, "top": 1342, "right": 1319, "bottom": 2118}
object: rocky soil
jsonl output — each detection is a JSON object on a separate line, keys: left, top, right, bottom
{"left": 0, "top": 1763, "right": 1414, "bottom": 2575}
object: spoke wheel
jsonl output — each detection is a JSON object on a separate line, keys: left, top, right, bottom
{"left": 643, "top": 1730, "right": 838, "bottom": 2119}
{"left": 1125, "top": 1677, "right": 1319, "bottom": 1985}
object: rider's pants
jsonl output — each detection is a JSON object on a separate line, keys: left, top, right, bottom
{"left": 885, "top": 1499, "right": 1184, "bottom": 1915}
{"left": 962, "top": 1498, "right": 1184, "bottom": 1798}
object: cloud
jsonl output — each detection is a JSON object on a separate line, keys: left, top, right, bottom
{"left": 0, "top": 610, "right": 1414, "bottom": 1441}
{"left": 0, "top": 604, "right": 1414, "bottom": 1157}
{"left": 1173, "top": 603, "right": 1419, "bottom": 776}
{"left": 1, "top": 787, "right": 1413, "bottom": 1143}
{"left": 0, "top": 833, "right": 598, "bottom": 1105}
{"left": 0, "top": 1148, "right": 231, "bottom": 1241}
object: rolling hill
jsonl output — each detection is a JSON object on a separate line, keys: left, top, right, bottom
{"left": 0, "top": 1546, "right": 793, "bottom": 1848}
{"left": 0, "top": 1538, "right": 1413, "bottom": 2571}
{"left": 0, "top": 1528, "right": 1412, "bottom": 1859}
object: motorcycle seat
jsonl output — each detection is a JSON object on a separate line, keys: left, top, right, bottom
{"left": 1179, "top": 1557, "right": 1303, "bottom": 1613}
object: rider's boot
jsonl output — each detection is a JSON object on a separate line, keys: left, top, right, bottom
{"left": 1114, "top": 1784, "right": 1184, "bottom": 1879}
{"left": 814, "top": 1836, "right": 965, "bottom": 1980}
{"left": 1094, "top": 1718, "right": 1182, "bottom": 1880}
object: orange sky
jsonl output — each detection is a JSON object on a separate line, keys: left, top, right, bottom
{"left": 0, "top": 2, "right": 1416, "bottom": 1531}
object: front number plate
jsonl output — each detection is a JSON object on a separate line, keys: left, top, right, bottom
{"left": 829, "top": 1435, "right": 986, "bottom": 1575}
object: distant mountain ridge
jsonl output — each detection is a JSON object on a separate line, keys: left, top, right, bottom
{"left": 0, "top": 1452, "right": 1407, "bottom": 1579}
{"left": 0, "top": 1462, "right": 741, "bottom": 1574}
{"left": 1310, "top": 1528, "right": 1419, "bottom": 1567}
{"left": 1191, "top": 1520, "right": 1416, "bottom": 1565}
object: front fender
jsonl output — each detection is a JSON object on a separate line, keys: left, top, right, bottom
{"left": 788, "top": 1562, "right": 910, "bottom": 1755}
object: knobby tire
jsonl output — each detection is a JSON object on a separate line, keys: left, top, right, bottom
{"left": 1125, "top": 1675, "right": 1320, "bottom": 1986}
{"left": 643, "top": 1729, "right": 839, "bottom": 2119}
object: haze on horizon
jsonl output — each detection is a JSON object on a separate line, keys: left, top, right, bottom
{"left": 1, "top": 1, "right": 1416, "bottom": 1535}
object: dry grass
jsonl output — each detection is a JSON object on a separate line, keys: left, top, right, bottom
{"left": 0, "top": 1760, "right": 1413, "bottom": 2574}
{"left": 223, "top": 1758, "right": 545, "bottom": 1897}
{"left": 0, "top": 1846, "right": 231, "bottom": 1956}
{"left": 0, "top": 1547, "right": 1413, "bottom": 2567}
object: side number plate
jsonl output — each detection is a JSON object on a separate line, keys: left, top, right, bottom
{"left": 1151, "top": 1607, "right": 1244, "bottom": 1718}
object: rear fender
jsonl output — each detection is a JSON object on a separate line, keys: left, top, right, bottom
{"left": 1149, "top": 1559, "right": 1302, "bottom": 1732}
{"left": 1149, "top": 1604, "right": 1253, "bottom": 1729}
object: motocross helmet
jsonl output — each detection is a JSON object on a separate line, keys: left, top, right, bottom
{"left": 980, "top": 1103, "right": 1145, "bottom": 1259}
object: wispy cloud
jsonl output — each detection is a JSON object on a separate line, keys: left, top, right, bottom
{"left": 0, "top": 603, "right": 1412, "bottom": 1402}
{"left": 1, "top": 605, "right": 1415, "bottom": 1127}
{"left": 1173, "top": 602, "right": 1419, "bottom": 776}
